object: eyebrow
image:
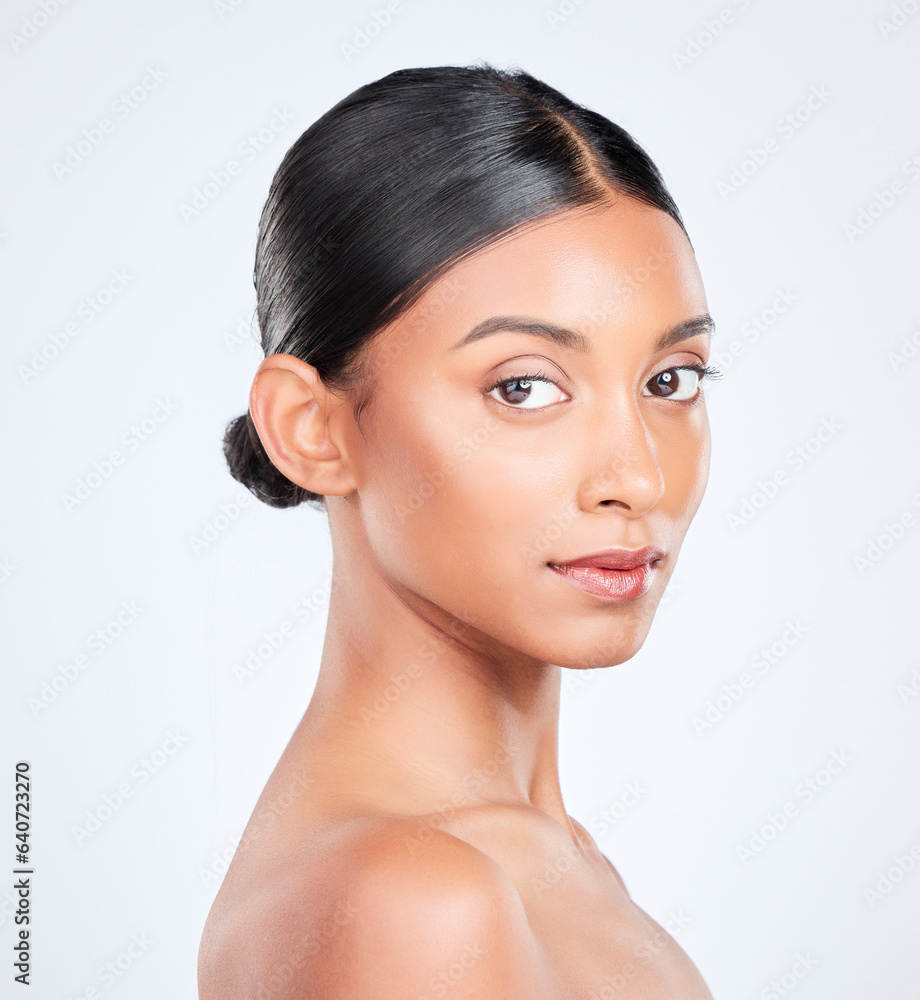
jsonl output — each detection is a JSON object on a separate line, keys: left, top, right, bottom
{"left": 449, "top": 313, "right": 715, "bottom": 353}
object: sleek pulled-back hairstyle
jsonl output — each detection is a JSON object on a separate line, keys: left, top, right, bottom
{"left": 223, "top": 62, "right": 689, "bottom": 509}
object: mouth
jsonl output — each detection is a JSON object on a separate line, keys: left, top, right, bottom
{"left": 547, "top": 547, "right": 664, "bottom": 602}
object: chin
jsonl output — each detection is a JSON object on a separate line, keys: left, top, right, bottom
{"left": 556, "top": 642, "right": 648, "bottom": 671}
{"left": 543, "top": 607, "right": 658, "bottom": 671}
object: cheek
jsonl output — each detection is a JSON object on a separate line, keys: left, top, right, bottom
{"left": 658, "top": 408, "right": 711, "bottom": 520}
{"left": 356, "top": 398, "right": 545, "bottom": 611}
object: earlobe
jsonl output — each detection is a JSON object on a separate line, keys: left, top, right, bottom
{"left": 248, "top": 355, "right": 358, "bottom": 498}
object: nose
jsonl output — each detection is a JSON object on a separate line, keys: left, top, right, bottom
{"left": 577, "top": 399, "right": 664, "bottom": 517}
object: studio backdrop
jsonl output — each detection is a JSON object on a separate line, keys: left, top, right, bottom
{"left": 3, "top": 0, "right": 919, "bottom": 997}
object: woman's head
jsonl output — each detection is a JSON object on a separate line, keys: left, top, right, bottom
{"left": 224, "top": 63, "right": 689, "bottom": 510}
{"left": 226, "top": 64, "right": 713, "bottom": 669}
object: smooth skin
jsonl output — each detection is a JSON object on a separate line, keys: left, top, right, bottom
{"left": 199, "top": 193, "right": 715, "bottom": 999}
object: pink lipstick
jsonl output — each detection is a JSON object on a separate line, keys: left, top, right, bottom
{"left": 547, "top": 546, "right": 664, "bottom": 602}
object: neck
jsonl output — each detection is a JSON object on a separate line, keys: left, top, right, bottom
{"left": 289, "top": 518, "right": 570, "bottom": 831}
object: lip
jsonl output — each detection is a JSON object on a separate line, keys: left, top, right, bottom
{"left": 549, "top": 546, "right": 665, "bottom": 571}
{"left": 547, "top": 547, "right": 664, "bottom": 602}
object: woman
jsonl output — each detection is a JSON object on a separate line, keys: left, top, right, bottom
{"left": 199, "top": 63, "right": 717, "bottom": 999}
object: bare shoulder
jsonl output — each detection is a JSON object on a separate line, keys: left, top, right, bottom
{"left": 198, "top": 814, "right": 555, "bottom": 999}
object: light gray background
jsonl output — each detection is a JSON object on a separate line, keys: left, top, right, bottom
{"left": 3, "top": 0, "right": 919, "bottom": 997}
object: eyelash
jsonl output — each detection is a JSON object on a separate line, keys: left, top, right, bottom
{"left": 656, "top": 362, "right": 723, "bottom": 394}
{"left": 486, "top": 363, "right": 722, "bottom": 409}
{"left": 485, "top": 368, "right": 556, "bottom": 395}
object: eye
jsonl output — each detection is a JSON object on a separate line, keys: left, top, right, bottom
{"left": 643, "top": 364, "right": 718, "bottom": 401}
{"left": 486, "top": 371, "right": 568, "bottom": 410}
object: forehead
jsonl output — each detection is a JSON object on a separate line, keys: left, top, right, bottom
{"left": 375, "top": 195, "right": 706, "bottom": 359}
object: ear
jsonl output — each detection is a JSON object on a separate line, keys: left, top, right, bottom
{"left": 248, "top": 354, "right": 358, "bottom": 498}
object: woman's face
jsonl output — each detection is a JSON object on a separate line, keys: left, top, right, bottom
{"left": 342, "top": 195, "right": 711, "bottom": 670}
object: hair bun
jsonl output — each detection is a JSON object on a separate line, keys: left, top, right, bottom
{"left": 222, "top": 411, "right": 318, "bottom": 509}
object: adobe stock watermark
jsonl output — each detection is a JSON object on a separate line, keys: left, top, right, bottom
{"left": 565, "top": 581, "right": 683, "bottom": 693}
{"left": 672, "top": 0, "right": 753, "bottom": 71}
{"left": 232, "top": 571, "right": 347, "bottom": 683}
{"left": 658, "top": 578, "right": 682, "bottom": 608}
{"left": 374, "top": 272, "right": 468, "bottom": 376}
{"left": 361, "top": 660, "right": 423, "bottom": 723}
{"left": 280, "top": 231, "right": 344, "bottom": 288}
{"left": 237, "top": 770, "right": 314, "bottom": 863}
{"left": 62, "top": 396, "right": 179, "bottom": 512}
{"left": 863, "top": 834, "right": 920, "bottom": 908}
{"left": 8, "top": 0, "right": 74, "bottom": 54}
{"left": 759, "top": 953, "right": 818, "bottom": 1000}
{"left": 71, "top": 731, "right": 190, "bottom": 845}
{"left": 587, "top": 781, "right": 647, "bottom": 839}
{"left": 27, "top": 600, "right": 144, "bottom": 717}
{"left": 726, "top": 417, "right": 842, "bottom": 531}
{"left": 394, "top": 415, "right": 501, "bottom": 524}
{"left": 18, "top": 268, "right": 134, "bottom": 385}
{"left": 340, "top": 0, "right": 403, "bottom": 61}
{"left": 328, "top": 131, "right": 441, "bottom": 199}
{"left": 896, "top": 664, "right": 920, "bottom": 706}
{"left": 212, "top": 0, "right": 248, "bottom": 18}
{"left": 544, "top": 0, "right": 590, "bottom": 30}
{"left": 52, "top": 66, "right": 168, "bottom": 179}
{"left": 404, "top": 742, "right": 520, "bottom": 856}
{"left": 521, "top": 471, "right": 633, "bottom": 562}
{"left": 718, "top": 85, "right": 833, "bottom": 200}
{"left": 712, "top": 288, "right": 799, "bottom": 374}
{"left": 360, "top": 616, "right": 471, "bottom": 725}
{"left": 532, "top": 840, "right": 587, "bottom": 894}
{"left": 577, "top": 247, "right": 675, "bottom": 338}
{"left": 843, "top": 152, "right": 920, "bottom": 241}
{"left": 878, "top": 0, "right": 920, "bottom": 38}
{"left": 198, "top": 835, "right": 240, "bottom": 890}
{"left": 416, "top": 941, "right": 485, "bottom": 999}
{"left": 852, "top": 490, "right": 920, "bottom": 575}
{"left": 886, "top": 322, "right": 920, "bottom": 373}
{"left": 198, "top": 772, "right": 314, "bottom": 890}
{"left": 64, "top": 933, "right": 153, "bottom": 998}
{"left": 692, "top": 620, "right": 808, "bottom": 735}
{"left": 0, "top": 556, "right": 18, "bottom": 587}
{"left": 222, "top": 313, "right": 259, "bottom": 354}
{"left": 187, "top": 490, "right": 254, "bottom": 555}
{"left": 252, "top": 898, "right": 357, "bottom": 998}
{"left": 232, "top": 615, "right": 295, "bottom": 683}
{"left": 586, "top": 912, "right": 693, "bottom": 1000}
{"left": 564, "top": 665, "right": 602, "bottom": 695}
{"left": 179, "top": 108, "right": 295, "bottom": 222}
{"left": 735, "top": 749, "right": 853, "bottom": 864}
